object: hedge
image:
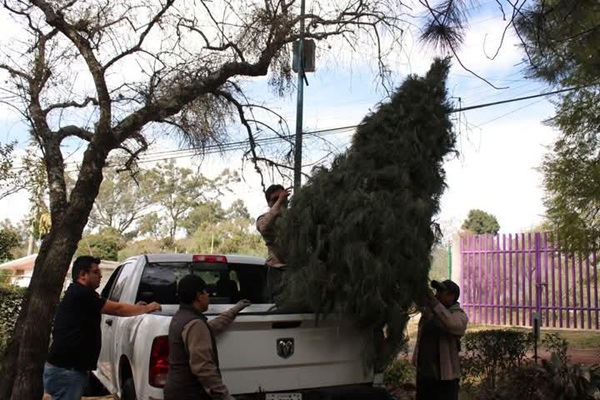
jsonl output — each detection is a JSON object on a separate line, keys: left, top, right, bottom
{"left": 0, "top": 285, "right": 26, "bottom": 359}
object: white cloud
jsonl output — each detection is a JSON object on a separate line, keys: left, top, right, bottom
{"left": 441, "top": 106, "right": 558, "bottom": 233}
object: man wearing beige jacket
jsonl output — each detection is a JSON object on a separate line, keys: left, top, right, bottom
{"left": 164, "top": 274, "right": 250, "bottom": 400}
{"left": 413, "top": 279, "right": 468, "bottom": 400}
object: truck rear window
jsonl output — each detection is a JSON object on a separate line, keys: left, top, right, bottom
{"left": 136, "top": 262, "right": 270, "bottom": 305}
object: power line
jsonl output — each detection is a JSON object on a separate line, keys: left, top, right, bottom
{"left": 450, "top": 86, "right": 577, "bottom": 113}
{"left": 7, "top": 85, "right": 583, "bottom": 171}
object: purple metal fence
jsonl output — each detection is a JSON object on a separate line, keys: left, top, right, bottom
{"left": 460, "top": 232, "right": 600, "bottom": 330}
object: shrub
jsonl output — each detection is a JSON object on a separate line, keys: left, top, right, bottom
{"left": 492, "top": 354, "right": 600, "bottom": 400}
{"left": 462, "top": 330, "right": 600, "bottom": 400}
{"left": 384, "top": 357, "right": 416, "bottom": 387}
{"left": 0, "top": 285, "right": 26, "bottom": 360}
{"left": 461, "top": 329, "right": 534, "bottom": 389}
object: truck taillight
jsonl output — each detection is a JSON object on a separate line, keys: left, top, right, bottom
{"left": 149, "top": 335, "right": 169, "bottom": 388}
{"left": 192, "top": 254, "right": 227, "bottom": 263}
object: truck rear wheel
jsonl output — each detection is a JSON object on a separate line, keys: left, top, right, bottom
{"left": 121, "top": 377, "right": 137, "bottom": 400}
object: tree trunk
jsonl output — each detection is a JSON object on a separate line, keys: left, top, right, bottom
{"left": 0, "top": 146, "right": 107, "bottom": 400}
{"left": 0, "top": 219, "right": 88, "bottom": 399}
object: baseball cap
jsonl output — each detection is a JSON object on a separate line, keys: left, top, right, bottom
{"left": 431, "top": 279, "right": 460, "bottom": 300}
{"left": 177, "top": 274, "right": 207, "bottom": 304}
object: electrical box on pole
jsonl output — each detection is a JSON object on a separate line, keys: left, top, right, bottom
{"left": 292, "top": 39, "right": 316, "bottom": 73}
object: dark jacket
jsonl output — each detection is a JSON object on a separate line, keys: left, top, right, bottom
{"left": 164, "top": 304, "right": 240, "bottom": 400}
{"left": 164, "top": 306, "right": 216, "bottom": 400}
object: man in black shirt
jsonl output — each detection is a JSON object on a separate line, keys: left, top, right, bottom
{"left": 43, "top": 256, "right": 161, "bottom": 400}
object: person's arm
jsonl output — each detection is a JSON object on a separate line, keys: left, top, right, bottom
{"left": 208, "top": 300, "right": 251, "bottom": 336}
{"left": 256, "top": 210, "right": 279, "bottom": 234}
{"left": 256, "top": 189, "right": 290, "bottom": 234}
{"left": 429, "top": 299, "right": 468, "bottom": 336}
{"left": 101, "top": 300, "right": 161, "bottom": 317}
{"left": 183, "top": 320, "right": 233, "bottom": 400}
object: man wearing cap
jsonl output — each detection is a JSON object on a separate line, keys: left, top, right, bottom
{"left": 412, "top": 279, "right": 468, "bottom": 400}
{"left": 164, "top": 274, "right": 251, "bottom": 400}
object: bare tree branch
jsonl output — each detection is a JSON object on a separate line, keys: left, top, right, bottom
{"left": 485, "top": 0, "right": 528, "bottom": 61}
{"left": 56, "top": 125, "right": 94, "bottom": 141}
{"left": 31, "top": 0, "right": 112, "bottom": 135}
{"left": 178, "top": 20, "right": 247, "bottom": 61}
{"left": 43, "top": 97, "right": 99, "bottom": 115}
{"left": 0, "top": 63, "right": 32, "bottom": 82}
{"left": 102, "top": 0, "right": 176, "bottom": 71}
{"left": 215, "top": 88, "right": 267, "bottom": 186}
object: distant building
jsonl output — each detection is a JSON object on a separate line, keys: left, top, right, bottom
{"left": 0, "top": 254, "right": 119, "bottom": 293}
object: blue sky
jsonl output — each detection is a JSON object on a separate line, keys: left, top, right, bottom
{"left": 0, "top": 1, "right": 559, "bottom": 237}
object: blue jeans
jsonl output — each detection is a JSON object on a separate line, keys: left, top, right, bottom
{"left": 43, "top": 363, "right": 89, "bottom": 400}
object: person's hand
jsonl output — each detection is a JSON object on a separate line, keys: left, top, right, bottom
{"left": 146, "top": 301, "right": 161, "bottom": 312}
{"left": 233, "top": 299, "right": 251, "bottom": 313}
{"left": 421, "top": 306, "right": 434, "bottom": 321}
{"left": 426, "top": 288, "right": 436, "bottom": 301}
{"left": 276, "top": 187, "right": 292, "bottom": 204}
{"left": 136, "top": 301, "right": 148, "bottom": 306}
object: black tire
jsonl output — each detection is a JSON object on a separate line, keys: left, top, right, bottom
{"left": 121, "top": 377, "right": 137, "bottom": 400}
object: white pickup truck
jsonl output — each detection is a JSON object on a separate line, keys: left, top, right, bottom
{"left": 93, "top": 253, "right": 390, "bottom": 400}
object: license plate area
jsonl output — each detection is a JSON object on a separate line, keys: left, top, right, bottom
{"left": 265, "top": 393, "right": 302, "bottom": 400}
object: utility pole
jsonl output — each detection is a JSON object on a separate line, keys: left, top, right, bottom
{"left": 293, "top": 0, "right": 306, "bottom": 191}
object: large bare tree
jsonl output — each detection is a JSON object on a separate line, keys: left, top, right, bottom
{"left": 0, "top": 0, "right": 405, "bottom": 398}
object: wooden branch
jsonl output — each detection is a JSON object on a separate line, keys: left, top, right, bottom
{"left": 27, "top": 28, "right": 59, "bottom": 142}
{"left": 103, "top": 0, "right": 176, "bottom": 71}
{"left": 227, "top": 81, "right": 293, "bottom": 140}
{"left": 56, "top": 125, "right": 94, "bottom": 142}
{"left": 178, "top": 20, "right": 246, "bottom": 62}
{"left": 116, "top": 138, "right": 148, "bottom": 173}
{"left": 250, "top": 156, "right": 295, "bottom": 172}
{"left": 215, "top": 89, "right": 267, "bottom": 187}
{"left": 199, "top": 1, "right": 247, "bottom": 61}
{"left": 31, "top": 0, "right": 113, "bottom": 135}
{"left": 0, "top": 64, "right": 32, "bottom": 82}
{"left": 111, "top": 37, "right": 282, "bottom": 141}
{"left": 43, "top": 97, "right": 99, "bottom": 115}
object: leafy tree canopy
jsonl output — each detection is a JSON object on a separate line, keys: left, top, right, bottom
{"left": 516, "top": 0, "right": 600, "bottom": 251}
{"left": 421, "top": 0, "right": 600, "bottom": 250}
{"left": 75, "top": 228, "right": 125, "bottom": 261}
{"left": 88, "top": 167, "right": 155, "bottom": 236}
{"left": 0, "top": 228, "right": 21, "bottom": 262}
{"left": 0, "top": 142, "right": 22, "bottom": 201}
{"left": 462, "top": 209, "right": 500, "bottom": 235}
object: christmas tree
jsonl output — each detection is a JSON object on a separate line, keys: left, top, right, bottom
{"left": 276, "top": 58, "right": 456, "bottom": 368}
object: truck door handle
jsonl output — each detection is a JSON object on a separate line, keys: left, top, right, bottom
{"left": 105, "top": 319, "right": 113, "bottom": 326}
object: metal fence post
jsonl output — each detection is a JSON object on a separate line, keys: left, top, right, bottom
{"left": 535, "top": 232, "right": 543, "bottom": 326}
